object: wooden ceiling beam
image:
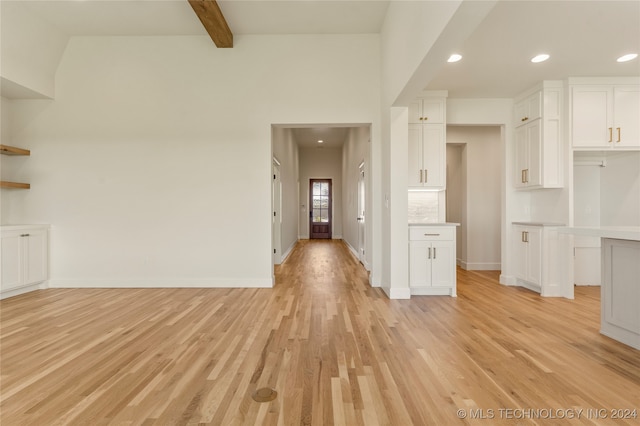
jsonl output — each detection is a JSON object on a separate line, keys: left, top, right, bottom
{"left": 188, "top": 0, "right": 233, "bottom": 48}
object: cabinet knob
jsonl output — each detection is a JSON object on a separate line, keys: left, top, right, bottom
{"left": 20, "top": 233, "right": 30, "bottom": 237}
{"left": 521, "top": 117, "right": 528, "bottom": 122}
{"left": 423, "top": 116, "right": 428, "bottom": 121}
{"left": 419, "top": 117, "right": 424, "bottom": 121}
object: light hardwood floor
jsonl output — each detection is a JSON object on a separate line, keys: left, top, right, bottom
{"left": 1, "top": 239, "right": 639, "bottom": 425}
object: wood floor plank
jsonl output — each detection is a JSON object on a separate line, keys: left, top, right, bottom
{"left": 1, "top": 240, "right": 639, "bottom": 425}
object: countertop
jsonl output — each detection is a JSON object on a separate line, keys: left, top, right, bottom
{"left": 559, "top": 226, "right": 640, "bottom": 242}
{"left": 512, "top": 221, "right": 566, "bottom": 227}
{"left": 408, "top": 222, "right": 460, "bottom": 226}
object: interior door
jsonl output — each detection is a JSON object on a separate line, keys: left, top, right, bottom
{"left": 309, "top": 179, "right": 332, "bottom": 239}
{"left": 272, "top": 160, "right": 282, "bottom": 264}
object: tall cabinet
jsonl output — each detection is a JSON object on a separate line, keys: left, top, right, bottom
{"left": 408, "top": 92, "right": 447, "bottom": 190}
{"left": 513, "top": 81, "right": 563, "bottom": 189}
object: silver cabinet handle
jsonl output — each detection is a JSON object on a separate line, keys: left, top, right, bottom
{"left": 420, "top": 169, "right": 423, "bottom": 183}
{"left": 433, "top": 247, "right": 437, "bottom": 259}
{"left": 428, "top": 247, "right": 432, "bottom": 259}
{"left": 423, "top": 233, "right": 440, "bottom": 236}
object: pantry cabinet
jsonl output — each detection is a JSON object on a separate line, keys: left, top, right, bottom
{"left": 1, "top": 225, "right": 49, "bottom": 296}
{"left": 409, "top": 225, "right": 457, "bottom": 296}
{"left": 513, "top": 81, "right": 563, "bottom": 189}
{"left": 571, "top": 83, "right": 640, "bottom": 149}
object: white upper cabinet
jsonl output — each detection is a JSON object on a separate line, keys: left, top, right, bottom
{"left": 409, "top": 97, "right": 445, "bottom": 124}
{"left": 513, "top": 81, "right": 563, "bottom": 189}
{"left": 571, "top": 79, "right": 640, "bottom": 149}
{"left": 408, "top": 93, "right": 447, "bottom": 190}
{"left": 514, "top": 91, "right": 542, "bottom": 127}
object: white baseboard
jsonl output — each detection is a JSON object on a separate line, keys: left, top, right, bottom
{"left": 500, "top": 274, "right": 517, "bottom": 286}
{"left": 281, "top": 241, "right": 297, "bottom": 263}
{"left": 48, "top": 277, "right": 273, "bottom": 289}
{"left": 459, "top": 261, "right": 501, "bottom": 271}
{"left": 0, "top": 282, "right": 48, "bottom": 300}
{"left": 381, "top": 286, "right": 411, "bottom": 299}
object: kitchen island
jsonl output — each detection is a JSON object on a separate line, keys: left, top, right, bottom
{"left": 561, "top": 226, "right": 640, "bottom": 350}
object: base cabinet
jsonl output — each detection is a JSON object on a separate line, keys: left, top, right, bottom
{"left": 512, "top": 223, "right": 566, "bottom": 297}
{"left": 1, "top": 225, "right": 49, "bottom": 296}
{"left": 409, "top": 225, "right": 456, "bottom": 296}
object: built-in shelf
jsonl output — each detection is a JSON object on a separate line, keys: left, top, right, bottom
{"left": 0, "top": 145, "right": 30, "bottom": 156}
{"left": 0, "top": 144, "right": 31, "bottom": 189}
{"left": 0, "top": 181, "right": 30, "bottom": 189}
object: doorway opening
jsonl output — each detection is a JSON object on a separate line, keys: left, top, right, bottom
{"left": 309, "top": 179, "right": 332, "bottom": 239}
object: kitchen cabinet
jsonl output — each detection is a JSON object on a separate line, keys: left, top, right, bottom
{"left": 571, "top": 80, "right": 640, "bottom": 149}
{"left": 514, "top": 91, "right": 541, "bottom": 127}
{"left": 513, "top": 225, "right": 542, "bottom": 288}
{"left": 408, "top": 93, "right": 446, "bottom": 190}
{"left": 512, "top": 223, "right": 565, "bottom": 297}
{"left": 409, "top": 97, "right": 445, "bottom": 124}
{"left": 408, "top": 123, "right": 445, "bottom": 189}
{"left": 1, "top": 225, "right": 49, "bottom": 296}
{"left": 409, "top": 225, "right": 457, "bottom": 296}
{"left": 513, "top": 81, "right": 563, "bottom": 189}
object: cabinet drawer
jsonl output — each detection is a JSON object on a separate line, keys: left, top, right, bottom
{"left": 409, "top": 227, "right": 454, "bottom": 241}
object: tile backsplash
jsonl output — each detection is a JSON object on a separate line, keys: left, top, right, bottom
{"left": 408, "top": 191, "right": 439, "bottom": 223}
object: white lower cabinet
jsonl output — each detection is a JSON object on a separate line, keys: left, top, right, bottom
{"left": 409, "top": 225, "right": 457, "bottom": 296}
{"left": 1, "top": 225, "right": 49, "bottom": 297}
{"left": 512, "top": 223, "right": 565, "bottom": 297}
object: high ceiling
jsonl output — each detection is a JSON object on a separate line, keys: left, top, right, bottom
{"left": 6, "top": 0, "right": 640, "bottom": 146}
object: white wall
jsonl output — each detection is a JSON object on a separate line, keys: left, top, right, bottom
{"left": 447, "top": 126, "right": 502, "bottom": 271}
{"left": 298, "top": 147, "right": 343, "bottom": 239}
{"left": 601, "top": 152, "right": 640, "bottom": 226}
{"left": 2, "top": 34, "right": 381, "bottom": 288}
{"left": 446, "top": 144, "right": 464, "bottom": 262}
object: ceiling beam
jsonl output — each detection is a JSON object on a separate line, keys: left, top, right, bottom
{"left": 188, "top": 0, "right": 233, "bottom": 48}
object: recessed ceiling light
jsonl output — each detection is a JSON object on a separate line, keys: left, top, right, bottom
{"left": 317, "top": 140, "right": 323, "bottom": 144}
{"left": 617, "top": 53, "right": 638, "bottom": 62}
{"left": 447, "top": 54, "right": 462, "bottom": 63}
{"left": 531, "top": 54, "right": 550, "bottom": 63}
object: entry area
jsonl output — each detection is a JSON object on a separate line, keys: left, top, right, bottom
{"left": 309, "top": 179, "right": 332, "bottom": 239}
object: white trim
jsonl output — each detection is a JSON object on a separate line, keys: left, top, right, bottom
{"left": 48, "top": 278, "right": 273, "bottom": 289}
{"left": 281, "top": 240, "right": 297, "bottom": 263}
{"left": 410, "top": 287, "right": 456, "bottom": 296}
{"left": 0, "top": 282, "right": 47, "bottom": 300}
{"left": 460, "top": 261, "right": 501, "bottom": 271}
{"left": 499, "top": 274, "right": 517, "bottom": 286}
{"left": 381, "top": 286, "right": 411, "bottom": 299}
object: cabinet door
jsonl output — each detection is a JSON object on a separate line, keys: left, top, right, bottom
{"left": 409, "top": 241, "right": 431, "bottom": 287}
{"left": 526, "top": 120, "right": 542, "bottom": 187}
{"left": 422, "top": 124, "right": 445, "bottom": 188}
{"left": 513, "top": 226, "right": 528, "bottom": 281}
{"left": 421, "top": 99, "right": 445, "bottom": 124}
{"left": 408, "top": 99, "right": 423, "bottom": 124}
{"left": 24, "top": 230, "right": 48, "bottom": 286}
{"left": 408, "top": 124, "right": 424, "bottom": 187}
{"left": 514, "top": 126, "right": 529, "bottom": 188}
{"left": 613, "top": 86, "right": 640, "bottom": 147}
{"left": 1, "top": 233, "right": 23, "bottom": 291}
{"left": 525, "top": 227, "right": 542, "bottom": 286}
{"left": 572, "top": 86, "right": 612, "bottom": 148}
{"left": 431, "top": 241, "right": 454, "bottom": 287}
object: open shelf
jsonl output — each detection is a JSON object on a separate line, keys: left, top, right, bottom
{"left": 1, "top": 145, "right": 31, "bottom": 189}
{"left": 0, "top": 144, "right": 30, "bottom": 156}
{"left": 0, "top": 181, "right": 30, "bottom": 189}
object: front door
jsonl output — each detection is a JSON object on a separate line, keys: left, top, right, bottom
{"left": 309, "top": 179, "right": 332, "bottom": 239}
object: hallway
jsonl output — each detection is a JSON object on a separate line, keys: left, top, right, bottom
{"left": 1, "top": 240, "right": 639, "bottom": 425}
